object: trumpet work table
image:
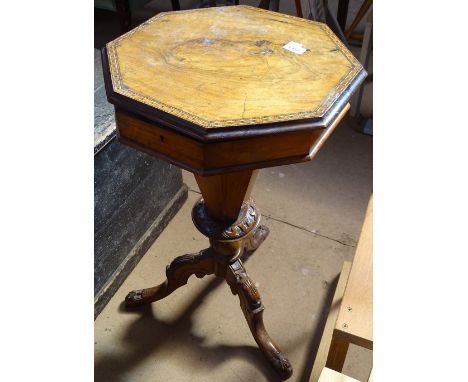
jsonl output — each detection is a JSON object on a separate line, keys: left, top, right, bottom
{"left": 102, "top": 5, "right": 366, "bottom": 379}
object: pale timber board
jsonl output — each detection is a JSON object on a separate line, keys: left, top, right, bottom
{"left": 318, "top": 367, "right": 361, "bottom": 382}
{"left": 335, "top": 196, "right": 373, "bottom": 349}
{"left": 107, "top": 6, "right": 362, "bottom": 128}
{"left": 310, "top": 261, "right": 352, "bottom": 382}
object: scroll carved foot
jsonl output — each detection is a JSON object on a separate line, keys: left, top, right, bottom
{"left": 125, "top": 249, "right": 214, "bottom": 308}
{"left": 226, "top": 259, "right": 293, "bottom": 380}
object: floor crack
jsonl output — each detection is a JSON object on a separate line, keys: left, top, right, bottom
{"left": 187, "top": 188, "right": 355, "bottom": 247}
{"left": 188, "top": 188, "right": 201, "bottom": 195}
{"left": 263, "top": 214, "right": 356, "bottom": 247}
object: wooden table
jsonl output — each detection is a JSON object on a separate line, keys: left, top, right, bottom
{"left": 102, "top": 6, "right": 366, "bottom": 379}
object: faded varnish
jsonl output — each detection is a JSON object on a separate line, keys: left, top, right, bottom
{"left": 107, "top": 6, "right": 362, "bottom": 128}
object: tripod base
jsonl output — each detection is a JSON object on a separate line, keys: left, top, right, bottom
{"left": 125, "top": 198, "right": 293, "bottom": 380}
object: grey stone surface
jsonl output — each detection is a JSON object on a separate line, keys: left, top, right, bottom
{"left": 94, "top": 47, "right": 187, "bottom": 315}
{"left": 94, "top": 49, "right": 115, "bottom": 153}
{"left": 95, "top": 140, "right": 185, "bottom": 297}
{"left": 95, "top": 141, "right": 166, "bottom": 234}
{"left": 94, "top": 184, "right": 188, "bottom": 318}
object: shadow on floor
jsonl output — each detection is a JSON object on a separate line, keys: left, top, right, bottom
{"left": 95, "top": 243, "right": 338, "bottom": 382}
{"left": 95, "top": 275, "right": 285, "bottom": 382}
{"left": 297, "top": 273, "right": 339, "bottom": 382}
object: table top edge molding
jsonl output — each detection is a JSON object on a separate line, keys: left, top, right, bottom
{"left": 101, "top": 5, "right": 367, "bottom": 139}
{"left": 102, "top": 47, "right": 366, "bottom": 143}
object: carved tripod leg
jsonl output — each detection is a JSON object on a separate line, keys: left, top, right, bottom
{"left": 125, "top": 249, "right": 214, "bottom": 308}
{"left": 226, "top": 259, "right": 293, "bottom": 380}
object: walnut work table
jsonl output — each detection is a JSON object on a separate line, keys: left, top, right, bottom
{"left": 102, "top": 6, "right": 365, "bottom": 380}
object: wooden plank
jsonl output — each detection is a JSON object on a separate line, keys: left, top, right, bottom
{"left": 310, "top": 261, "right": 352, "bottom": 382}
{"left": 335, "top": 196, "right": 373, "bottom": 349}
{"left": 318, "top": 367, "right": 360, "bottom": 382}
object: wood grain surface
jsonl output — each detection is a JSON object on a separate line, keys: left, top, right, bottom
{"left": 107, "top": 5, "right": 362, "bottom": 128}
{"left": 115, "top": 103, "right": 348, "bottom": 175}
{"left": 335, "top": 196, "right": 373, "bottom": 349}
{"left": 195, "top": 170, "right": 257, "bottom": 221}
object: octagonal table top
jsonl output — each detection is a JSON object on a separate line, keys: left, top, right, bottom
{"left": 103, "top": 5, "right": 365, "bottom": 140}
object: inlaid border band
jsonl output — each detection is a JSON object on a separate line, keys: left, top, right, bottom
{"left": 106, "top": 5, "right": 363, "bottom": 129}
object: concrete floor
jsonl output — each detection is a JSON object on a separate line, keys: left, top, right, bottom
{"left": 95, "top": 122, "right": 373, "bottom": 382}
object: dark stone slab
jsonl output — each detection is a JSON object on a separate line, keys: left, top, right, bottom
{"left": 94, "top": 48, "right": 187, "bottom": 318}
{"left": 94, "top": 139, "right": 187, "bottom": 318}
{"left": 94, "top": 49, "right": 116, "bottom": 154}
{"left": 94, "top": 140, "right": 183, "bottom": 291}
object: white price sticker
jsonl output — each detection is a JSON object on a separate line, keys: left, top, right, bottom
{"left": 283, "top": 41, "right": 307, "bottom": 54}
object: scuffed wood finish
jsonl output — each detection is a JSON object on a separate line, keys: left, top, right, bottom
{"left": 195, "top": 170, "right": 257, "bottom": 222}
{"left": 226, "top": 259, "right": 293, "bottom": 380}
{"left": 125, "top": 223, "right": 271, "bottom": 308}
{"left": 125, "top": 249, "right": 214, "bottom": 307}
{"left": 335, "top": 197, "right": 373, "bottom": 349}
{"left": 106, "top": 5, "right": 364, "bottom": 128}
{"left": 114, "top": 104, "right": 348, "bottom": 175}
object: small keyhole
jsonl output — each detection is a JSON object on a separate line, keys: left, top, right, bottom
{"left": 160, "top": 135, "right": 165, "bottom": 142}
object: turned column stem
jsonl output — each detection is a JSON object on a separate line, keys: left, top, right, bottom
{"left": 195, "top": 170, "right": 258, "bottom": 222}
